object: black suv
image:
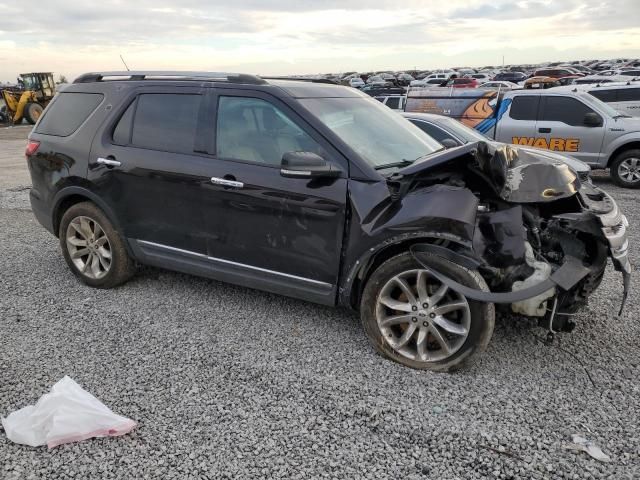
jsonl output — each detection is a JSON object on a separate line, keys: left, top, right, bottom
{"left": 27, "top": 71, "right": 630, "bottom": 371}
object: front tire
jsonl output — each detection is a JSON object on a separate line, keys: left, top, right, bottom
{"left": 360, "top": 252, "right": 494, "bottom": 371}
{"left": 24, "top": 102, "right": 43, "bottom": 125}
{"left": 59, "top": 202, "right": 135, "bottom": 288}
{"left": 610, "top": 149, "right": 640, "bottom": 188}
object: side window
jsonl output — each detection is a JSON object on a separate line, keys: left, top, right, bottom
{"left": 617, "top": 88, "right": 640, "bottom": 102}
{"left": 385, "top": 97, "right": 401, "bottom": 109}
{"left": 540, "top": 96, "right": 601, "bottom": 126}
{"left": 508, "top": 96, "right": 540, "bottom": 121}
{"left": 589, "top": 90, "right": 617, "bottom": 103}
{"left": 35, "top": 92, "right": 103, "bottom": 137}
{"left": 216, "top": 96, "right": 324, "bottom": 166}
{"left": 112, "top": 99, "right": 136, "bottom": 145}
{"left": 410, "top": 120, "right": 459, "bottom": 145}
{"left": 129, "top": 94, "right": 201, "bottom": 153}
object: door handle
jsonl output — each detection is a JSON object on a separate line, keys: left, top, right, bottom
{"left": 538, "top": 127, "right": 552, "bottom": 133}
{"left": 96, "top": 157, "right": 122, "bottom": 167}
{"left": 211, "top": 177, "right": 244, "bottom": 188}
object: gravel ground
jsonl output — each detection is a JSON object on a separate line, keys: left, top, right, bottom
{"left": 0, "top": 131, "right": 639, "bottom": 479}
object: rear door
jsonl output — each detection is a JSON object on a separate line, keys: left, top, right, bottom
{"left": 535, "top": 95, "right": 606, "bottom": 164}
{"left": 494, "top": 94, "right": 539, "bottom": 142}
{"left": 89, "top": 86, "right": 212, "bottom": 255}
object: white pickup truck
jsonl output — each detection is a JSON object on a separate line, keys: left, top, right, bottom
{"left": 406, "top": 88, "right": 640, "bottom": 187}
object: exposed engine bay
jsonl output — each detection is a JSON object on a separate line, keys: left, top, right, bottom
{"left": 381, "top": 141, "right": 631, "bottom": 332}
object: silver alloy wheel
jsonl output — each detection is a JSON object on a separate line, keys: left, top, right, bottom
{"left": 375, "top": 269, "right": 471, "bottom": 363}
{"left": 66, "top": 216, "right": 112, "bottom": 279}
{"left": 618, "top": 157, "right": 640, "bottom": 183}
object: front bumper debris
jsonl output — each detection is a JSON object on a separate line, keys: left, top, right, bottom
{"left": 596, "top": 192, "right": 631, "bottom": 314}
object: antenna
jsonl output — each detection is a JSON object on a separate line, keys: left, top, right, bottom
{"left": 119, "top": 55, "right": 130, "bottom": 71}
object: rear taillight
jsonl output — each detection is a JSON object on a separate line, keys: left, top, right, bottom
{"left": 25, "top": 140, "right": 40, "bottom": 157}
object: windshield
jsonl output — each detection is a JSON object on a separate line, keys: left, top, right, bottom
{"left": 300, "top": 97, "right": 442, "bottom": 168}
{"left": 440, "top": 117, "right": 488, "bottom": 143}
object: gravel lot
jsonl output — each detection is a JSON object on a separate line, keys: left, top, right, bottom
{"left": 1, "top": 126, "right": 638, "bottom": 479}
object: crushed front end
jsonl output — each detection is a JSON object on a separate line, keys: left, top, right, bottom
{"left": 392, "top": 142, "right": 631, "bottom": 330}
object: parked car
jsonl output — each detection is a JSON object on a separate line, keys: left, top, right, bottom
{"left": 479, "top": 81, "right": 521, "bottom": 90}
{"left": 361, "top": 84, "right": 405, "bottom": 96}
{"left": 533, "top": 68, "right": 584, "bottom": 78}
{"left": 552, "top": 83, "right": 640, "bottom": 117}
{"left": 445, "top": 78, "right": 479, "bottom": 88}
{"left": 26, "top": 71, "right": 630, "bottom": 371}
{"left": 374, "top": 95, "right": 406, "bottom": 111}
{"left": 524, "top": 76, "right": 561, "bottom": 89}
{"left": 400, "top": 112, "right": 591, "bottom": 182}
{"left": 366, "top": 75, "right": 388, "bottom": 86}
{"left": 466, "top": 73, "right": 492, "bottom": 83}
{"left": 395, "top": 73, "right": 415, "bottom": 87}
{"left": 493, "top": 72, "right": 528, "bottom": 83}
{"left": 574, "top": 75, "right": 633, "bottom": 85}
{"left": 406, "top": 86, "right": 640, "bottom": 187}
{"left": 410, "top": 78, "right": 447, "bottom": 87}
{"left": 349, "top": 77, "right": 365, "bottom": 88}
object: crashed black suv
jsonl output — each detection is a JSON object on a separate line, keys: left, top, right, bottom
{"left": 27, "top": 71, "right": 630, "bottom": 371}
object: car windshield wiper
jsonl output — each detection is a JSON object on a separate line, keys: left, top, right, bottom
{"left": 374, "top": 159, "right": 415, "bottom": 170}
{"left": 613, "top": 113, "right": 632, "bottom": 119}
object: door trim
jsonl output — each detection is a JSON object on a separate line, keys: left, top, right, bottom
{"left": 129, "top": 239, "right": 336, "bottom": 305}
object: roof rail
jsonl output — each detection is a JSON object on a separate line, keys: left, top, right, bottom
{"left": 262, "top": 76, "right": 340, "bottom": 85}
{"left": 73, "top": 71, "right": 267, "bottom": 85}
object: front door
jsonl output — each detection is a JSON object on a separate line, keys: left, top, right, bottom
{"left": 534, "top": 95, "right": 606, "bottom": 165}
{"left": 198, "top": 89, "right": 349, "bottom": 304}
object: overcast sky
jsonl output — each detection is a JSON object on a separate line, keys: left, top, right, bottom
{"left": 1, "top": 0, "right": 639, "bottom": 82}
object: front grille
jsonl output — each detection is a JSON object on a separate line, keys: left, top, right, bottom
{"left": 578, "top": 171, "right": 590, "bottom": 183}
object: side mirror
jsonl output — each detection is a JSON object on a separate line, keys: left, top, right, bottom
{"left": 280, "top": 152, "right": 341, "bottom": 179}
{"left": 440, "top": 138, "right": 459, "bottom": 149}
{"left": 584, "top": 112, "right": 603, "bottom": 127}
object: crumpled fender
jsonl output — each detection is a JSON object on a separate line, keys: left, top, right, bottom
{"left": 411, "top": 244, "right": 591, "bottom": 303}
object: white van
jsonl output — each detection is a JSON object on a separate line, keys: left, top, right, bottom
{"left": 551, "top": 83, "right": 640, "bottom": 117}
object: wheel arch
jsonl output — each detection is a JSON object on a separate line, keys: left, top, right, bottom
{"left": 339, "top": 232, "right": 472, "bottom": 311}
{"left": 52, "top": 187, "right": 126, "bottom": 246}
{"left": 607, "top": 141, "right": 640, "bottom": 167}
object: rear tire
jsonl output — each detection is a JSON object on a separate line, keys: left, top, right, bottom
{"left": 24, "top": 102, "right": 43, "bottom": 125}
{"left": 610, "top": 149, "right": 640, "bottom": 188}
{"left": 59, "top": 202, "right": 135, "bottom": 289}
{"left": 360, "top": 252, "right": 494, "bottom": 372}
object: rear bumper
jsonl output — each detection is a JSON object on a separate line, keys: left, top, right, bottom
{"left": 29, "top": 188, "right": 55, "bottom": 235}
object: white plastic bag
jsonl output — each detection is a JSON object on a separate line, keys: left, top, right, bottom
{"left": 2, "top": 376, "right": 136, "bottom": 448}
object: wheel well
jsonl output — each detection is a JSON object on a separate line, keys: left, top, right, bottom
{"left": 348, "top": 237, "right": 455, "bottom": 310}
{"left": 53, "top": 194, "right": 91, "bottom": 236}
{"left": 607, "top": 142, "right": 640, "bottom": 167}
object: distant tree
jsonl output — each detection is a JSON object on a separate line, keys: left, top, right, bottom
{"left": 57, "top": 75, "right": 68, "bottom": 84}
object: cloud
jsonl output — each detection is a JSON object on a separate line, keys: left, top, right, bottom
{"left": 0, "top": 0, "right": 638, "bottom": 81}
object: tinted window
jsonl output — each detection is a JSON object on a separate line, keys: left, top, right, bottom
{"left": 589, "top": 90, "right": 617, "bottom": 103}
{"left": 509, "top": 96, "right": 539, "bottom": 120}
{"left": 35, "top": 92, "right": 103, "bottom": 136}
{"left": 216, "top": 96, "right": 324, "bottom": 166}
{"left": 385, "top": 97, "right": 401, "bottom": 109}
{"left": 130, "top": 94, "right": 200, "bottom": 153}
{"left": 617, "top": 88, "right": 640, "bottom": 102}
{"left": 112, "top": 100, "right": 136, "bottom": 145}
{"left": 540, "top": 96, "right": 600, "bottom": 126}
{"left": 410, "top": 120, "right": 460, "bottom": 145}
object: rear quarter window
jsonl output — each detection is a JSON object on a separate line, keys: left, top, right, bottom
{"left": 35, "top": 92, "right": 103, "bottom": 136}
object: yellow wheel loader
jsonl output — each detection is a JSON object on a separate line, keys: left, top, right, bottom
{"left": 0, "top": 72, "right": 56, "bottom": 125}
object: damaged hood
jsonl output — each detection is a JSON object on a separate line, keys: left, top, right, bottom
{"left": 480, "top": 142, "right": 580, "bottom": 203}
{"left": 395, "top": 141, "right": 581, "bottom": 203}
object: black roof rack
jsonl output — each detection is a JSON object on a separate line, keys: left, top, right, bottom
{"left": 73, "top": 71, "right": 267, "bottom": 85}
{"left": 262, "top": 77, "right": 340, "bottom": 85}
